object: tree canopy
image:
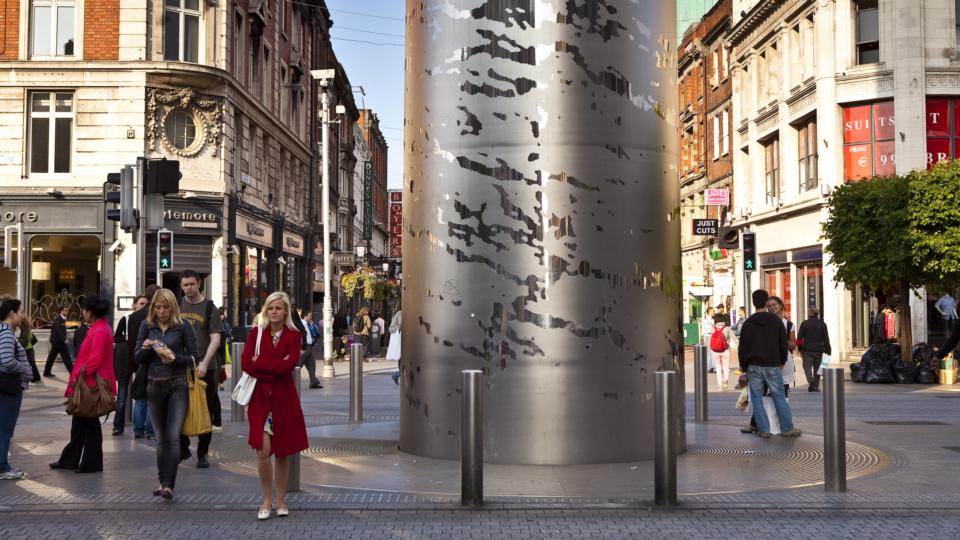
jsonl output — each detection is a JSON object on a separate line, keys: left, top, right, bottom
{"left": 907, "top": 160, "right": 960, "bottom": 288}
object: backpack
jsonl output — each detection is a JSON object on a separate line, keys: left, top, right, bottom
{"left": 710, "top": 327, "right": 728, "bottom": 352}
{"left": 352, "top": 316, "right": 366, "bottom": 334}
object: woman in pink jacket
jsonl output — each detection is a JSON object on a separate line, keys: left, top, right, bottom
{"left": 49, "top": 295, "right": 116, "bottom": 474}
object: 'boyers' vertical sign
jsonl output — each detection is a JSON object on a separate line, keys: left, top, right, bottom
{"left": 363, "top": 161, "right": 373, "bottom": 241}
{"left": 389, "top": 190, "right": 402, "bottom": 258}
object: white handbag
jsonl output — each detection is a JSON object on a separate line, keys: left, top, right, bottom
{"left": 230, "top": 326, "right": 261, "bottom": 406}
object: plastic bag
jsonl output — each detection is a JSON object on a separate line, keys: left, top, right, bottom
{"left": 735, "top": 387, "right": 749, "bottom": 412}
{"left": 916, "top": 369, "right": 938, "bottom": 384}
{"left": 864, "top": 362, "right": 896, "bottom": 384}
{"left": 850, "top": 362, "right": 866, "bottom": 383}
{"left": 892, "top": 360, "right": 917, "bottom": 384}
{"left": 817, "top": 354, "right": 832, "bottom": 376}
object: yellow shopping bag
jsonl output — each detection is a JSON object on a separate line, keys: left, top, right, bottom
{"left": 182, "top": 361, "right": 212, "bottom": 436}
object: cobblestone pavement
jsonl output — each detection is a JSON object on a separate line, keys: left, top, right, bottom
{"left": 1, "top": 508, "right": 959, "bottom": 539}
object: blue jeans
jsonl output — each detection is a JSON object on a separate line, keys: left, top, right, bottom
{"left": 0, "top": 389, "right": 24, "bottom": 473}
{"left": 133, "top": 398, "right": 154, "bottom": 436}
{"left": 748, "top": 365, "right": 794, "bottom": 434}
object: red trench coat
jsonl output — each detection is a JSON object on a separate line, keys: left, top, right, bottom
{"left": 241, "top": 325, "right": 308, "bottom": 458}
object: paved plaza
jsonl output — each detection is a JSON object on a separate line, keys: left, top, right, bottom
{"left": 2, "top": 354, "right": 960, "bottom": 538}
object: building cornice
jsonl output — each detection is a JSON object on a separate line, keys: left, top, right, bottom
{"left": 729, "top": 0, "right": 783, "bottom": 46}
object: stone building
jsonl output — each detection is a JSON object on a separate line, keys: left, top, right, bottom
{"left": 357, "top": 109, "right": 389, "bottom": 258}
{"left": 730, "top": 0, "right": 960, "bottom": 359}
{"left": 0, "top": 0, "right": 357, "bottom": 335}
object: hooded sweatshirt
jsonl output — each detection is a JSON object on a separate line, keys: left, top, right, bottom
{"left": 737, "top": 311, "right": 788, "bottom": 371}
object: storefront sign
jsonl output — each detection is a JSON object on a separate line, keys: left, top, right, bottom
{"left": 389, "top": 190, "right": 402, "bottom": 258}
{"left": 692, "top": 219, "right": 718, "bottom": 236}
{"left": 704, "top": 189, "right": 729, "bottom": 206}
{"left": 236, "top": 214, "right": 273, "bottom": 247}
{"left": 842, "top": 100, "right": 895, "bottom": 181}
{"left": 282, "top": 231, "right": 305, "bottom": 256}
{"left": 0, "top": 203, "right": 100, "bottom": 232}
{"left": 925, "top": 97, "right": 960, "bottom": 168}
{"left": 333, "top": 251, "right": 356, "bottom": 268}
{"left": 161, "top": 200, "right": 222, "bottom": 234}
{"left": 363, "top": 161, "right": 374, "bottom": 241}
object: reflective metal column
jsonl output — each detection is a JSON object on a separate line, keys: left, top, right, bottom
{"left": 823, "top": 367, "right": 847, "bottom": 492}
{"left": 694, "top": 345, "right": 708, "bottom": 422}
{"left": 350, "top": 343, "right": 364, "bottom": 423}
{"left": 655, "top": 370, "right": 677, "bottom": 506}
{"left": 402, "top": 0, "right": 681, "bottom": 465}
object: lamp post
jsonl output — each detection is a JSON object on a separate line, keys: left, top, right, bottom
{"left": 312, "top": 69, "right": 337, "bottom": 378}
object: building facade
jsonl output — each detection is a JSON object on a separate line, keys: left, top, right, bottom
{"left": 679, "top": 0, "right": 734, "bottom": 334}
{"left": 0, "top": 0, "right": 359, "bottom": 335}
{"left": 730, "top": 0, "right": 960, "bottom": 358}
{"left": 357, "top": 109, "right": 388, "bottom": 257}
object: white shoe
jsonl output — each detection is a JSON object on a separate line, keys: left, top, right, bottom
{"left": 211, "top": 425, "right": 223, "bottom": 433}
{"left": 257, "top": 508, "right": 271, "bottom": 520}
{"left": 276, "top": 506, "right": 289, "bottom": 517}
{"left": 0, "top": 469, "right": 25, "bottom": 480}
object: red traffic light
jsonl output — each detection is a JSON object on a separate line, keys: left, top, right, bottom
{"left": 159, "top": 232, "right": 172, "bottom": 243}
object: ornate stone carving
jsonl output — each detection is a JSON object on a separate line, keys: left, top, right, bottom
{"left": 146, "top": 87, "right": 224, "bottom": 157}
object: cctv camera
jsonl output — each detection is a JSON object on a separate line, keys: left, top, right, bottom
{"left": 336, "top": 105, "right": 346, "bottom": 115}
{"left": 108, "top": 240, "right": 124, "bottom": 254}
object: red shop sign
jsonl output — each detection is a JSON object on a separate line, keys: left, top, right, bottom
{"left": 927, "top": 98, "right": 950, "bottom": 137}
{"left": 843, "top": 105, "right": 872, "bottom": 144}
{"left": 844, "top": 144, "right": 872, "bottom": 181}
{"left": 927, "top": 138, "right": 951, "bottom": 168}
{"left": 873, "top": 100, "right": 895, "bottom": 141}
{"left": 874, "top": 141, "right": 896, "bottom": 176}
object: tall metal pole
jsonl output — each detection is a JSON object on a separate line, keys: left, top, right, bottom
{"left": 461, "top": 369, "right": 483, "bottom": 506}
{"left": 230, "top": 342, "right": 245, "bottom": 422}
{"left": 654, "top": 370, "right": 677, "bottom": 506}
{"left": 287, "top": 366, "right": 302, "bottom": 492}
{"left": 823, "top": 367, "right": 847, "bottom": 492}
{"left": 320, "top": 86, "right": 336, "bottom": 379}
{"left": 693, "top": 344, "right": 708, "bottom": 422}
{"left": 349, "top": 342, "right": 363, "bottom": 422}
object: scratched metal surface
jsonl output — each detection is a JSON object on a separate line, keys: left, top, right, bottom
{"left": 401, "top": 0, "right": 681, "bottom": 465}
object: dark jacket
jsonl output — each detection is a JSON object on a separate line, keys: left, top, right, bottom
{"left": 292, "top": 315, "right": 308, "bottom": 350}
{"left": 50, "top": 315, "right": 68, "bottom": 345}
{"left": 133, "top": 320, "right": 199, "bottom": 379}
{"left": 737, "top": 311, "right": 788, "bottom": 371}
{"left": 797, "top": 317, "right": 832, "bottom": 355}
{"left": 73, "top": 323, "right": 89, "bottom": 352}
{"left": 126, "top": 306, "right": 149, "bottom": 367}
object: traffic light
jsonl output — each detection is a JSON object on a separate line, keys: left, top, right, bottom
{"left": 718, "top": 227, "right": 740, "bottom": 250}
{"left": 104, "top": 166, "right": 137, "bottom": 231}
{"left": 146, "top": 159, "right": 181, "bottom": 194}
{"left": 157, "top": 228, "right": 174, "bottom": 272}
{"left": 742, "top": 232, "right": 757, "bottom": 272}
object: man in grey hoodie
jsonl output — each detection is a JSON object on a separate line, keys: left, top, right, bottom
{"left": 737, "top": 289, "right": 801, "bottom": 438}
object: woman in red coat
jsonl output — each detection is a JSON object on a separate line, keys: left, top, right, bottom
{"left": 241, "top": 291, "right": 308, "bottom": 520}
{"left": 50, "top": 295, "right": 116, "bottom": 473}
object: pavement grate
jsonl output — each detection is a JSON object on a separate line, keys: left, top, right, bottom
{"left": 862, "top": 421, "right": 951, "bottom": 426}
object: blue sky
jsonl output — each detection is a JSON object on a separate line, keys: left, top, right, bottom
{"left": 326, "top": 1, "right": 406, "bottom": 189}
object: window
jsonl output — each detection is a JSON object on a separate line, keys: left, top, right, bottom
{"left": 164, "top": 110, "right": 198, "bottom": 150}
{"left": 28, "top": 92, "right": 73, "bottom": 174}
{"left": 721, "top": 47, "right": 728, "bottom": 80}
{"left": 234, "top": 12, "right": 244, "bottom": 79}
{"left": 712, "top": 115, "right": 720, "bottom": 159}
{"left": 711, "top": 50, "right": 719, "bottom": 88}
{"left": 263, "top": 46, "right": 272, "bottom": 108}
{"left": 721, "top": 109, "right": 730, "bottom": 156}
{"left": 763, "top": 135, "right": 780, "bottom": 204}
{"left": 797, "top": 118, "right": 818, "bottom": 191}
{"left": 843, "top": 100, "right": 894, "bottom": 180}
{"left": 165, "top": 0, "right": 200, "bottom": 63}
{"left": 280, "top": 65, "right": 288, "bottom": 122}
{"left": 30, "top": 0, "right": 75, "bottom": 58}
{"left": 250, "top": 34, "right": 261, "bottom": 95}
{"left": 28, "top": 235, "right": 101, "bottom": 330}
{"left": 956, "top": 0, "right": 960, "bottom": 55}
{"left": 855, "top": 0, "right": 880, "bottom": 65}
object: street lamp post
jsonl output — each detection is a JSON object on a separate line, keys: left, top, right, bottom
{"left": 312, "top": 69, "right": 337, "bottom": 378}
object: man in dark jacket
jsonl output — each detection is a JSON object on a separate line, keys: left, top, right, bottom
{"left": 797, "top": 308, "right": 832, "bottom": 392}
{"left": 737, "top": 290, "right": 800, "bottom": 438}
{"left": 43, "top": 306, "right": 73, "bottom": 377}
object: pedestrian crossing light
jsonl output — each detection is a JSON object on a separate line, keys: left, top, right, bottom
{"left": 742, "top": 232, "right": 757, "bottom": 272}
{"left": 157, "top": 228, "right": 173, "bottom": 272}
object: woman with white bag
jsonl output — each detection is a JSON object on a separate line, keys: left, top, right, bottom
{"left": 240, "top": 292, "right": 308, "bottom": 520}
{"left": 387, "top": 309, "right": 401, "bottom": 385}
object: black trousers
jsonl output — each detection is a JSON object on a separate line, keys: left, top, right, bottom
{"left": 56, "top": 416, "right": 103, "bottom": 472}
{"left": 44, "top": 343, "right": 74, "bottom": 375}
{"left": 25, "top": 348, "right": 40, "bottom": 381}
{"left": 179, "top": 370, "right": 218, "bottom": 456}
{"left": 299, "top": 346, "right": 320, "bottom": 383}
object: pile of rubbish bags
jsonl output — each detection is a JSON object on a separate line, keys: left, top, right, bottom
{"left": 849, "top": 343, "right": 938, "bottom": 384}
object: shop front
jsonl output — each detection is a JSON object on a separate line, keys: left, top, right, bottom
{"left": 281, "top": 229, "right": 306, "bottom": 309}
{"left": 0, "top": 197, "right": 107, "bottom": 334}
{"left": 235, "top": 213, "right": 274, "bottom": 327}
{"left": 146, "top": 198, "right": 223, "bottom": 295}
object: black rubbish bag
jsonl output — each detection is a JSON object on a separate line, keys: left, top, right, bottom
{"left": 864, "top": 361, "right": 896, "bottom": 384}
{"left": 879, "top": 342, "right": 903, "bottom": 370}
{"left": 850, "top": 362, "right": 866, "bottom": 383}
{"left": 912, "top": 343, "right": 938, "bottom": 373}
{"left": 916, "top": 369, "right": 938, "bottom": 384}
{"left": 893, "top": 360, "right": 918, "bottom": 384}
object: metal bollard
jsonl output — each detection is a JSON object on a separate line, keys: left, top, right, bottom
{"left": 693, "top": 344, "right": 708, "bottom": 422}
{"left": 349, "top": 343, "right": 364, "bottom": 422}
{"left": 461, "top": 369, "right": 483, "bottom": 506}
{"left": 823, "top": 367, "right": 847, "bottom": 492}
{"left": 287, "top": 366, "right": 302, "bottom": 492}
{"left": 654, "top": 370, "right": 678, "bottom": 506}
{"left": 230, "top": 342, "right": 245, "bottom": 422}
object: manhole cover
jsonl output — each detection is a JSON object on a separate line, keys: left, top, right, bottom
{"left": 862, "top": 421, "right": 951, "bottom": 426}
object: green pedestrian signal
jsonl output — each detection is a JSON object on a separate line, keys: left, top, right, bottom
{"left": 742, "top": 232, "right": 757, "bottom": 273}
{"left": 157, "top": 229, "right": 174, "bottom": 273}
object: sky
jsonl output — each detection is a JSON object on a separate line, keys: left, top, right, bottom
{"left": 326, "top": 1, "right": 407, "bottom": 190}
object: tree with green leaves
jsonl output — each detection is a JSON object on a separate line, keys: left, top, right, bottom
{"left": 822, "top": 174, "right": 919, "bottom": 361}
{"left": 907, "top": 160, "right": 960, "bottom": 289}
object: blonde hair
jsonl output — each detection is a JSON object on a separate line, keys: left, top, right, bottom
{"left": 257, "top": 291, "right": 298, "bottom": 331}
{"left": 147, "top": 288, "right": 184, "bottom": 326}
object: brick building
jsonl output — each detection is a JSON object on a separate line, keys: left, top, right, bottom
{"left": 357, "top": 109, "right": 389, "bottom": 257}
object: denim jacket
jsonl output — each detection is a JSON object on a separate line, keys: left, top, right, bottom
{"left": 133, "top": 320, "right": 199, "bottom": 380}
